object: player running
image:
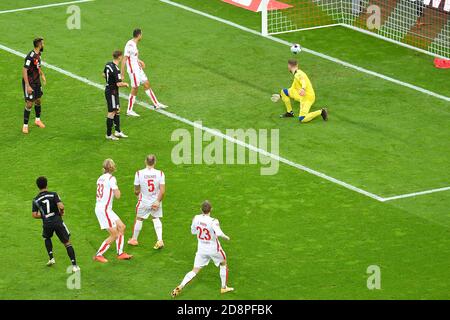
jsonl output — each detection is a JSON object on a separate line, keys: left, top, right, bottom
{"left": 103, "top": 50, "right": 129, "bottom": 141}
{"left": 32, "top": 176, "right": 80, "bottom": 272}
{"left": 94, "top": 159, "right": 132, "bottom": 262}
{"left": 128, "top": 154, "right": 166, "bottom": 249}
{"left": 22, "top": 38, "right": 47, "bottom": 134}
{"left": 171, "top": 201, "right": 233, "bottom": 298}
{"left": 272, "top": 59, "right": 328, "bottom": 123}
{"left": 121, "top": 28, "right": 168, "bottom": 117}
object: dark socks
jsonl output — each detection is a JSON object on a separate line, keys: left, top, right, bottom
{"left": 106, "top": 117, "right": 114, "bottom": 136}
{"left": 24, "top": 108, "right": 31, "bottom": 125}
{"left": 45, "top": 238, "right": 53, "bottom": 259}
{"left": 114, "top": 114, "right": 121, "bottom": 133}
{"left": 35, "top": 105, "right": 41, "bottom": 118}
{"left": 66, "top": 244, "right": 77, "bottom": 266}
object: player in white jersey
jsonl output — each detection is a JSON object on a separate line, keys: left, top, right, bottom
{"left": 171, "top": 201, "right": 234, "bottom": 297}
{"left": 94, "top": 159, "right": 132, "bottom": 263}
{"left": 128, "top": 154, "right": 166, "bottom": 249}
{"left": 121, "top": 28, "right": 168, "bottom": 117}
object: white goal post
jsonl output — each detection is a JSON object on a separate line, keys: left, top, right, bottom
{"left": 261, "top": 0, "right": 450, "bottom": 59}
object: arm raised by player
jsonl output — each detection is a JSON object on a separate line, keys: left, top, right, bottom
{"left": 213, "top": 220, "right": 230, "bottom": 241}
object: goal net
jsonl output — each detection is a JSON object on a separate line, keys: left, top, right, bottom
{"left": 262, "top": 0, "right": 450, "bottom": 58}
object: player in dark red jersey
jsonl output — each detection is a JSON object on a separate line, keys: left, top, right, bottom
{"left": 22, "top": 38, "right": 46, "bottom": 134}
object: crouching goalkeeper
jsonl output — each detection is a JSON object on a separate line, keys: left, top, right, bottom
{"left": 272, "top": 59, "right": 328, "bottom": 123}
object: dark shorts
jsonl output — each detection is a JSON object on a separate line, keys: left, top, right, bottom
{"left": 22, "top": 81, "right": 43, "bottom": 102}
{"left": 105, "top": 90, "right": 120, "bottom": 112}
{"left": 42, "top": 221, "right": 70, "bottom": 243}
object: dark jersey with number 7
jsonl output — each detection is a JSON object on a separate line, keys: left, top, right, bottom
{"left": 32, "top": 191, "right": 63, "bottom": 225}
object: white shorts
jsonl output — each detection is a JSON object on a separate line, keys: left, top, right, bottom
{"left": 128, "top": 68, "right": 148, "bottom": 88}
{"left": 95, "top": 206, "right": 120, "bottom": 230}
{"left": 136, "top": 200, "right": 163, "bottom": 219}
{"left": 194, "top": 250, "right": 226, "bottom": 268}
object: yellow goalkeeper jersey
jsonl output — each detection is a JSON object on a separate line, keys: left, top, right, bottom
{"left": 291, "top": 69, "right": 315, "bottom": 98}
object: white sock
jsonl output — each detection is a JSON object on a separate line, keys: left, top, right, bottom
{"left": 116, "top": 234, "right": 124, "bottom": 255}
{"left": 132, "top": 219, "right": 143, "bottom": 240}
{"left": 220, "top": 265, "right": 228, "bottom": 288}
{"left": 127, "top": 94, "right": 136, "bottom": 112}
{"left": 36, "top": 118, "right": 40, "bottom": 121}
{"left": 180, "top": 271, "right": 196, "bottom": 288}
{"left": 145, "top": 89, "right": 160, "bottom": 106}
{"left": 152, "top": 218, "right": 162, "bottom": 241}
{"left": 96, "top": 240, "right": 110, "bottom": 256}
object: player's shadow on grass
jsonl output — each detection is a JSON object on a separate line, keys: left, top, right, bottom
{"left": 332, "top": 112, "right": 408, "bottom": 143}
{"left": 186, "top": 58, "right": 274, "bottom": 95}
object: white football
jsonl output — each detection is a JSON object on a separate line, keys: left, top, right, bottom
{"left": 290, "top": 43, "right": 302, "bottom": 54}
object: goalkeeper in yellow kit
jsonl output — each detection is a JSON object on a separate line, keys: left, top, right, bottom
{"left": 272, "top": 59, "right": 328, "bottom": 122}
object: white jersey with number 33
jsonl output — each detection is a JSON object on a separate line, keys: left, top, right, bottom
{"left": 134, "top": 168, "right": 165, "bottom": 205}
{"left": 96, "top": 173, "right": 118, "bottom": 210}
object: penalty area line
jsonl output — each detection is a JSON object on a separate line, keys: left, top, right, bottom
{"left": 0, "top": 0, "right": 93, "bottom": 14}
{"left": 2, "top": 43, "right": 447, "bottom": 202}
{"left": 0, "top": 43, "right": 385, "bottom": 203}
{"left": 382, "top": 186, "right": 450, "bottom": 202}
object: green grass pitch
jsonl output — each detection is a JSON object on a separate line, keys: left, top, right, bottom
{"left": 0, "top": 0, "right": 449, "bottom": 299}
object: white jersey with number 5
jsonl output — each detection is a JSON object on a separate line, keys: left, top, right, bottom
{"left": 96, "top": 173, "right": 118, "bottom": 210}
{"left": 191, "top": 214, "right": 226, "bottom": 256}
{"left": 134, "top": 168, "right": 165, "bottom": 205}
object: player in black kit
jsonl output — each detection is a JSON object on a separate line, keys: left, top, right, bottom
{"left": 22, "top": 38, "right": 47, "bottom": 134}
{"left": 32, "top": 176, "right": 80, "bottom": 273}
{"left": 103, "top": 50, "right": 129, "bottom": 140}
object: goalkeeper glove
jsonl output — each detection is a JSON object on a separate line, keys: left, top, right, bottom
{"left": 271, "top": 94, "right": 281, "bottom": 102}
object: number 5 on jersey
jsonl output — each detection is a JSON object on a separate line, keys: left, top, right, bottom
{"left": 147, "top": 179, "right": 155, "bottom": 192}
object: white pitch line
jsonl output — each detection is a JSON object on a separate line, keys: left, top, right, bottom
{"left": 0, "top": 43, "right": 385, "bottom": 202}
{"left": 0, "top": 0, "right": 93, "bottom": 14}
{"left": 382, "top": 186, "right": 450, "bottom": 202}
{"left": 1, "top": 45, "right": 448, "bottom": 201}
{"left": 159, "top": 0, "right": 450, "bottom": 103}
